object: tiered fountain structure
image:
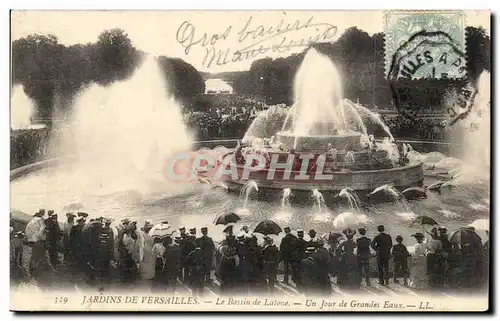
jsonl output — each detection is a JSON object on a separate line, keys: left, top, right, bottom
{"left": 219, "top": 49, "right": 424, "bottom": 194}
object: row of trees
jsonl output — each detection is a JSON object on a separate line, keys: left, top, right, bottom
{"left": 231, "top": 26, "right": 490, "bottom": 114}
{"left": 12, "top": 26, "right": 490, "bottom": 123}
{"left": 12, "top": 29, "right": 205, "bottom": 122}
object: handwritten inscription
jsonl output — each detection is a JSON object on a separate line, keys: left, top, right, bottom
{"left": 175, "top": 15, "right": 338, "bottom": 68}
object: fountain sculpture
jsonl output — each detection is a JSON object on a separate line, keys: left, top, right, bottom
{"left": 219, "top": 48, "right": 424, "bottom": 194}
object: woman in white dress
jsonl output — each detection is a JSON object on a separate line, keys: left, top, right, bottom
{"left": 140, "top": 220, "right": 155, "bottom": 280}
{"left": 409, "top": 232, "right": 429, "bottom": 290}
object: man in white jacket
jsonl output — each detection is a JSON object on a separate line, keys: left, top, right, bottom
{"left": 23, "top": 209, "right": 47, "bottom": 277}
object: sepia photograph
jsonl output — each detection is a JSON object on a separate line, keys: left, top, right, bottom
{"left": 9, "top": 9, "right": 491, "bottom": 312}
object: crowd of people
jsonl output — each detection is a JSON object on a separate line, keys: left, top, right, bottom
{"left": 185, "top": 96, "right": 267, "bottom": 140}
{"left": 382, "top": 115, "right": 447, "bottom": 141}
{"left": 11, "top": 209, "right": 489, "bottom": 296}
{"left": 10, "top": 128, "right": 50, "bottom": 169}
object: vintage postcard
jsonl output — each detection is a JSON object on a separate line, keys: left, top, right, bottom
{"left": 10, "top": 10, "right": 490, "bottom": 312}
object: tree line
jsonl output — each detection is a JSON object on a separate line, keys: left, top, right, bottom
{"left": 11, "top": 29, "right": 205, "bottom": 123}
{"left": 12, "top": 26, "right": 490, "bottom": 122}
{"left": 230, "top": 26, "right": 490, "bottom": 115}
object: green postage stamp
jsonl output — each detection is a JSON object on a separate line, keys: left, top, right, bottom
{"left": 385, "top": 11, "right": 466, "bottom": 80}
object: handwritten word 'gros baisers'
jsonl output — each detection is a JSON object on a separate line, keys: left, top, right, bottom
{"left": 175, "top": 16, "right": 338, "bottom": 68}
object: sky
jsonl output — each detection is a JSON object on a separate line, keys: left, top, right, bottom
{"left": 11, "top": 10, "right": 490, "bottom": 73}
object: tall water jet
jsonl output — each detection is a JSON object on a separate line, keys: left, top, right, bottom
{"left": 339, "top": 187, "right": 361, "bottom": 212}
{"left": 240, "top": 180, "right": 259, "bottom": 208}
{"left": 272, "top": 188, "right": 293, "bottom": 223}
{"left": 287, "top": 48, "right": 347, "bottom": 138}
{"left": 55, "top": 55, "right": 193, "bottom": 194}
{"left": 370, "top": 184, "right": 401, "bottom": 200}
{"left": 345, "top": 101, "right": 395, "bottom": 142}
{"left": 11, "top": 85, "right": 33, "bottom": 130}
{"left": 281, "top": 188, "right": 292, "bottom": 210}
{"left": 459, "top": 72, "right": 490, "bottom": 174}
{"left": 312, "top": 189, "right": 326, "bottom": 213}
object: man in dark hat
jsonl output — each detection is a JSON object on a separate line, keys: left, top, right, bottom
{"left": 235, "top": 233, "right": 250, "bottom": 289}
{"left": 164, "top": 236, "right": 181, "bottom": 293}
{"left": 196, "top": 227, "right": 215, "bottom": 283}
{"left": 78, "top": 212, "right": 89, "bottom": 219}
{"left": 313, "top": 238, "right": 332, "bottom": 294}
{"left": 262, "top": 236, "right": 279, "bottom": 292}
{"left": 371, "top": 225, "right": 393, "bottom": 285}
{"left": 307, "top": 229, "right": 318, "bottom": 248}
{"left": 280, "top": 227, "right": 298, "bottom": 285}
{"left": 294, "top": 229, "right": 307, "bottom": 287}
{"left": 96, "top": 218, "right": 115, "bottom": 291}
{"left": 301, "top": 247, "right": 318, "bottom": 294}
{"left": 70, "top": 217, "right": 87, "bottom": 272}
{"left": 437, "top": 226, "right": 452, "bottom": 286}
{"left": 179, "top": 226, "right": 196, "bottom": 283}
{"left": 356, "top": 227, "right": 371, "bottom": 285}
{"left": 45, "top": 211, "right": 61, "bottom": 269}
{"left": 186, "top": 243, "right": 205, "bottom": 296}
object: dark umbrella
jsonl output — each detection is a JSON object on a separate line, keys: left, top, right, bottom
{"left": 253, "top": 220, "right": 282, "bottom": 236}
{"left": 450, "top": 228, "right": 483, "bottom": 247}
{"left": 214, "top": 212, "right": 241, "bottom": 225}
{"left": 410, "top": 215, "right": 438, "bottom": 226}
{"left": 410, "top": 215, "right": 438, "bottom": 233}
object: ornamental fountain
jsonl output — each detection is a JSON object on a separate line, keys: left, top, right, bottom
{"left": 218, "top": 48, "right": 424, "bottom": 195}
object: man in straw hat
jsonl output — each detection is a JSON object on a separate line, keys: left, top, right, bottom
{"left": 296, "top": 229, "right": 307, "bottom": 261}
{"left": 196, "top": 227, "right": 215, "bottom": 283}
{"left": 280, "top": 227, "right": 297, "bottom": 285}
{"left": 23, "top": 209, "right": 47, "bottom": 277}
{"left": 300, "top": 247, "right": 318, "bottom": 294}
{"left": 371, "top": 225, "right": 393, "bottom": 286}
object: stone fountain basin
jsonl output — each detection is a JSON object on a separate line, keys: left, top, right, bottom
{"left": 220, "top": 161, "right": 424, "bottom": 192}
